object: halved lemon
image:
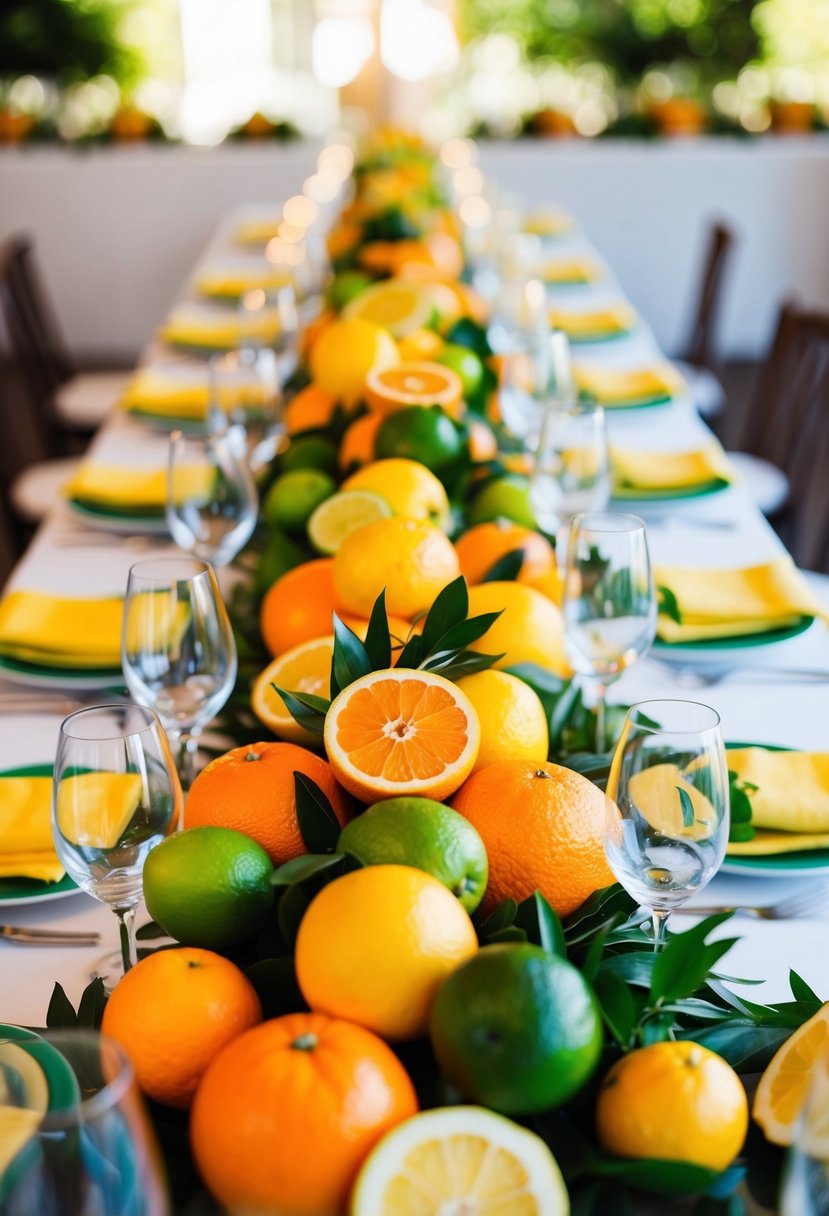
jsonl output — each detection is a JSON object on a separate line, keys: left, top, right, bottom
{"left": 324, "top": 668, "right": 480, "bottom": 803}
{"left": 364, "top": 362, "right": 463, "bottom": 417}
{"left": 754, "top": 1005, "right": 829, "bottom": 1147}
{"left": 251, "top": 636, "right": 334, "bottom": 744}
{"left": 350, "top": 1106, "right": 570, "bottom": 1216}
{"left": 343, "top": 280, "right": 434, "bottom": 339}
{"left": 308, "top": 490, "right": 392, "bottom": 555}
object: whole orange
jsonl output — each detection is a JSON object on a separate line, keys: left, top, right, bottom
{"left": 340, "top": 412, "right": 382, "bottom": 472}
{"left": 190, "top": 1013, "right": 418, "bottom": 1216}
{"left": 184, "top": 741, "right": 351, "bottom": 863}
{"left": 451, "top": 760, "right": 616, "bottom": 917}
{"left": 295, "top": 865, "right": 478, "bottom": 1040}
{"left": 260, "top": 558, "right": 342, "bottom": 656}
{"left": 455, "top": 521, "right": 555, "bottom": 585}
{"left": 285, "top": 383, "right": 338, "bottom": 435}
{"left": 101, "top": 947, "right": 261, "bottom": 1110}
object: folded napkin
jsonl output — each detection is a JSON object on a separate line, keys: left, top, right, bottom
{"left": 728, "top": 748, "right": 829, "bottom": 835}
{"left": 0, "top": 590, "right": 188, "bottom": 670}
{"left": 122, "top": 368, "right": 271, "bottom": 421}
{"left": 540, "top": 257, "right": 602, "bottom": 285}
{"left": 611, "top": 443, "right": 733, "bottom": 493}
{"left": 56, "top": 772, "right": 143, "bottom": 849}
{"left": 655, "top": 557, "right": 826, "bottom": 643}
{"left": 159, "top": 309, "right": 281, "bottom": 350}
{"left": 548, "top": 303, "right": 636, "bottom": 341}
{"left": 0, "top": 775, "right": 63, "bottom": 882}
{"left": 575, "top": 363, "right": 686, "bottom": 406}
{"left": 524, "top": 210, "right": 574, "bottom": 237}
{"left": 65, "top": 464, "right": 215, "bottom": 512}
{"left": 235, "top": 218, "right": 282, "bottom": 244}
{"left": 196, "top": 266, "right": 293, "bottom": 299}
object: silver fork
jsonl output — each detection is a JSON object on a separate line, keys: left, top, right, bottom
{"left": 679, "top": 884, "right": 829, "bottom": 920}
{"left": 1, "top": 925, "right": 101, "bottom": 946}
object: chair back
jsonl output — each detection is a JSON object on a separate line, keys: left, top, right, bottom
{"left": 682, "top": 221, "right": 736, "bottom": 371}
{"left": 0, "top": 234, "right": 75, "bottom": 397}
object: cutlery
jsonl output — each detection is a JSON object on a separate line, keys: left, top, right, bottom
{"left": 651, "top": 659, "right": 829, "bottom": 687}
{"left": 1, "top": 925, "right": 101, "bottom": 946}
{"left": 676, "top": 885, "right": 829, "bottom": 921}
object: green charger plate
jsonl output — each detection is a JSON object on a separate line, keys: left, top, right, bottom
{"left": 566, "top": 327, "right": 634, "bottom": 345}
{"left": 580, "top": 391, "right": 675, "bottom": 411}
{"left": 0, "top": 765, "right": 78, "bottom": 905}
{"left": 653, "top": 614, "right": 814, "bottom": 653}
{"left": 0, "top": 652, "right": 124, "bottom": 690}
{"left": 613, "top": 477, "right": 730, "bottom": 502}
{"left": 67, "top": 499, "right": 167, "bottom": 533}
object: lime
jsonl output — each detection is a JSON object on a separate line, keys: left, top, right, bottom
{"left": 438, "top": 344, "right": 485, "bottom": 399}
{"left": 307, "top": 489, "right": 392, "bottom": 555}
{"left": 337, "top": 797, "right": 488, "bottom": 913}
{"left": 327, "top": 270, "right": 373, "bottom": 312}
{"left": 254, "top": 526, "right": 306, "bottom": 595}
{"left": 143, "top": 827, "right": 274, "bottom": 951}
{"left": 430, "top": 943, "right": 603, "bottom": 1114}
{"left": 469, "top": 475, "right": 536, "bottom": 528}
{"left": 281, "top": 436, "right": 339, "bottom": 475}
{"left": 263, "top": 469, "right": 337, "bottom": 533}
{"left": 374, "top": 405, "right": 464, "bottom": 474}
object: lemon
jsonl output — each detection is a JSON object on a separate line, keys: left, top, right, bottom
{"left": 263, "top": 470, "right": 336, "bottom": 534}
{"left": 754, "top": 1005, "right": 829, "bottom": 1147}
{"left": 309, "top": 318, "right": 399, "bottom": 404}
{"left": 456, "top": 670, "right": 549, "bottom": 772}
{"left": 307, "top": 490, "right": 392, "bottom": 555}
{"left": 342, "top": 458, "right": 450, "bottom": 528}
{"left": 251, "top": 636, "right": 335, "bottom": 743}
{"left": 397, "top": 327, "right": 444, "bottom": 361}
{"left": 343, "top": 279, "right": 434, "bottom": 338}
{"left": 333, "top": 516, "right": 460, "bottom": 619}
{"left": 467, "top": 581, "right": 570, "bottom": 676}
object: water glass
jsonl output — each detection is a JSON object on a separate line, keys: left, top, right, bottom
{"left": 121, "top": 557, "right": 237, "bottom": 790}
{"left": 0, "top": 1029, "right": 170, "bottom": 1215}
{"left": 52, "top": 705, "right": 181, "bottom": 975}
{"left": 208, "top": 348, "right": 283, "bottom": 470}
{"left": 605, "top": 699, "right": 729, "bottom": 948}
{"left": 563, "top": 511, "right": 656, "bottom": 750}
{"left": 531, "top": 402, "right": 610, "bottom": 534}
{"left": 166, "top": 428, "right": 258, "bottom": 566}
{"left": 780, "top": 1048, "right": 829, "bottom": 1215}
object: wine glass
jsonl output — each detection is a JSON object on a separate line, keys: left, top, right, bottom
{"left": 780, "top": 1047, "right": 829, "bottom": 1215}
{"left": 166, "top": 428, "right": 258, "bottom": 566}
{"left": 0, "top": 1029, "right": 170, "bottom": 1214}
{"left": 208, "top": 347, "right": 283, "bottom": 470}
{"left": 121, "top": 557, "right": 237, "bottom": 790}
{"left": 605, "top": 699, "right": 729, "bottom": 949}
{"left": 52, "top": 704, "right": 181, "bottom": 976}
{"left": 530, "top": 402, "right": 610, "bottom": 535}
{"left": 563, "top": 512, "right": 657, "bottom": 751}
{"left": 270, "top": 282, "right": 300, "bottom": 386}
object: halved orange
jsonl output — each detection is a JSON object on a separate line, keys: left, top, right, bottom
{"left": 343, "top": 280, "right": 434, "bottom": 339}
{"left": 251, "top": 636, "right": 334, "bottom": 744}
{"left": 753, "top": 1005, "right": 829, "bottom": 1147}
{"left": 364, "top": 362, "right": 463, "bottom": 418}
{"left": 324, "top": 669, "right": 480, "bottom": 804}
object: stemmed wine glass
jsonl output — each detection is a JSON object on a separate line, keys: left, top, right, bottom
{"left": 166, "top": 428, "right": 258, "bottom": 566}
{"left": 530, "top": 401, "right": 610, "bottom": 535}
{"left": 52, "top": 704, "right": 182, "bottom": 977}
{"left": 605, "top": 699, "right": 730, "bottom": 949}
{"left": 563, "top": 512, "right": 657, "bottom": 751}
{"left": 780, "top": 1047, "right": 829, "bottom": 1215}
{"left": 121, "top": 558, "right": 237, "bottom": 790}
{"left": 208, "top": 347, "right": 283, "bottom": 470}
{"left": 0, "top": 1029, "right": 170, "bottom": 1214}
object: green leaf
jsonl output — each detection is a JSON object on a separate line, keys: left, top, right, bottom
{"left": 423, "top": 611, "right": 501, "bottom": 657}
{"left": 136, "top": 920, "right": 169, "bottom": 940}
{"left": 330, "top": 613, "right": 372, "bottom": 698}
{"left": 275, "top": 687, "right": 329, "bottom": 736}
{"left": 728, "top": 770, "right": 756, "bottom": 841}
{"left": 594, "top": 968, "right": 638, "bottom": 1047}
{"left": 505, "top": 663, "right": 568, "bottom": 698}
{"left": 727, "top": 823, "right": 755, "bottom": 843}
{"left": 271, "top": 853, "right": 345, "bottom": 887}
{"left": 657, "top": 585, "right": 683, "bottom": 624}
{"left": 244, "top": 959, "right": 308, "bottom": 1019}
{"left": 46, "top": 981, "right": 77, "bottom": 1029}
{"left": 590, "top": 1154, "right": 720, "bottom": 1195}
{"left": 477, "top": 898, "right": 518, "bottom": 939}
{"left": 599, "top": 951, "right": 658, "bottom": 990}
{"left": 482, "top": 549, "right": 525, "bottom": 582}
{"left": 677, "top": 785, "right": 695, "bottom": 828}
{"left": 514, "top": 891, "right": 566, "bottom": 956}
{"left": 294, "top": 772, "right": 341, "bottom": 853}
{"left": 485, "top": 926, "right": 529, "bottom": 944}
{"left": 650, "top": 913, "right": 737, "bottom": 1005}
{"left": 679, "top": 1021, "right": 793, "bottom": 1073}
{"left": 362, "top": 589, "right": 392, "bottom": 670}
{"left": 789, "top": 969, "right": 822, "bottom": 1004}
{"left": 423, "top": 649, "right": 504, "bottom": 680}
{"left": 549, "top": 679, "right": 586, "bottom": 750}
{"left": 564, "top": 884, "right": 638, "bottom": 942}
{"left": 419, "top": 576, "right": 469, "bottom": 653}
{"left": 277, "top": 884, "right": 310, "bottom": 949}
{"left": 77, "top": 978, "right": 107, "bottom": 1030}
{"left": 396, "top": 632, "right": 426, "bottom": 668}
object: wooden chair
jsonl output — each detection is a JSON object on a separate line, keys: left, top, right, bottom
{"left": 675, "top": 221, "right": 737, "bottom": 419}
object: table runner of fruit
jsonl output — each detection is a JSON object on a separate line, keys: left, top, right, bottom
{"left": 46, "top": 129, "right": 825, "bottom": 1216}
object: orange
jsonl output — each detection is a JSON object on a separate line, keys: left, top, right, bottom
{"left": 300, "top": 308, "right": 335, "bottom": 360}
{"left": 364, "top": 361, "right": 463, "bottom": 418}
{"left": 190, "top": 1013, "right": 418, "bottom": 1216}
{"left": 467, "top": 581, "right": 570, "bottom": 676}
{"left": 455, "top": 521, "right": 556, "bottom": 585}
{"left": 753, "top": 1005, "right": 829, "bottom": 1146}
{"left": 184, "top": 741, "right": 351, "bottom": 863}
{"left": 397, "top": 327, "right": 444, "bottom": 362}
{"left": 468, "top": 418, "right": 498, "bottom": 462}
{"left": 285, "top": 383, "right": 339, "bottom": 435}
{"left": 596, "top": 1041, "right": 748, "bottom": 1172}
{"left": 309, "top": 317, "right": 400, "bottom": 405}
{"left": 326, "top": 220, "right": 363, "bottom": 261}
{"left": 101, "top": 947, "right": 261, "bottom": 1110}
{"left": 260, "top": 558, "right": 340, "bottom": 656}
{"left": 251, "top": 636, "right": 334, "bottom": 744}
{"left": 339, "top": 412, "right": 382, "bottom": 471}
{"left": 324, "top": 668, "right": 480, "bottom": 804}
{"left": 295, "top": 865, "right": 478, "bottom": 1039}
{"left": 520, "top": 567, "right": 565, "bottom": 606}
{"left": 333, "top": 516, "right": 459, "bottom": 619}
{"left": 451, "top": 760, "right": 616, "bottom": 916}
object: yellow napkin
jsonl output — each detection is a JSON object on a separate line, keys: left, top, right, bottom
{"left": 611, "top": 443, "right": 733, "bottom": 493}
{"left": 575, "top": 363, "right": 686, "bottom": 405}
{"left": 548, "top": 303, "right": 636, "bottom": 340}
{"left": 235, "top": 219, "right": 282, "bottom": 244}
{"left": 196, "top": 267, "right": 293, "bottom": 299}
{"left": 0, "top": 775, "right": 63, "bottom": 882}
{"left": 541, "top": 257, "right": 602, "bottom": 285}
{"left": 655, "top": 557, "right": 826, "bottom": 643}
{"left": 56, "top": 772, "right": 143, "bottom": 849}
{"left": 524, "top": 210, "right": 573, "bottom": 237}
{"left": 727, "top": 748, "right": 829, "bottom": 834}
{"left": 159, "top": 310, "right": 281, "bottom": 350}
{"left": 65, "top": 464, "right": 215, "bottom": 510}
{"left": 121, "top": 368, "right": 271, "bottom": 421}
{"left": 0, "top": 590, "right": 188, "bottom": 669}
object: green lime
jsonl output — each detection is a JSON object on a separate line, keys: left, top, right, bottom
{"left": 337, "top": 797, "right": 488, "bottom": 913}
{"left": 143, "top": 827, "right": 274, "bottom": 951}
{"left": 374, "top": 405, "right": 464, "bottom": 474}
{"left": 430, "top": 943, "right": 603, "bottom": 1114}
{"left": 328, "top": 271, "right": 373, "bottom": 311}
{"left": 254, "top": 526, "right": 306, "bottom": 595}
{"left": 308, "top": 489, "right": 392, "bottom": 555}
{"left": 281, "top": 436, "right": 339, "bottom": 475}
{"left": 263, "top": 469, "right": 336, "bottom": 533}
{"left": 438, "top": 344, "right": 485, "bottom": 399}
{"left": 469, "top": 475, "right": 536, "bottom": 528}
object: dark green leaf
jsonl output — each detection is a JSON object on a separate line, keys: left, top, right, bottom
{"left": 136, "top": 920, "right": 169, "bottom": 940}
{"left": 423, "top": 611, "right": 501, "bottom": 657}
{"left": 549, "top": 679, "right": 585, "bottom": 749}
{"left": 564, "top": 884, "right": 638, "bottom": 941}
{"left": 46, "top": 981, "right": 77, "bottom": 1029}
{"left": 271, "top": 853, "right": 345, "bottom": 887}
{"left": 424, "top": 649, "right": 504, "bottom": 680}
{"left": 514, "top": 891, "right": 565, "bottom": 956}
{"left": 580, "top": 921, "right": 619, "bottom": 982}
{"left": 294, "top": 772, "right": 341, "bottom": 853}
{"left": 482, "top": 549, "right": 525, "bottom": 583}
{"left": 504, "top": 663, "right": 568, "bottom": 698}
{"left": 244, "top": 959, "right": 308, "bottom": 1018}
{"left": 599, "top": 951, "right": 658, "bottom": 989}
{"left": 275, "top": 687, "right": 329, "bottom": 736}
{"left": 485, "top": 926, "right": 529, "bottom": 944}
{"left": 679, "top": 1021, "right": 793, "bottom": 1073}
{"left": 477, "top": 898, "right": 518, "bottom": 938}
{"left": 789, "top": 969, "right": 822, "bottom": 1004}
{"left": 77, "top": 978, "right": 107, "bottom": 1030}
{"left": 650, "top": 913, "right": 736, "bottom": 1004}
{"left": 330, "top": 613, "right": 372, "bottom": 698}
{"left": 594, "top": 968, "right": 638, "bottom": 1047}
{"left": 419, "top": 576, "right": 468, "bottom": 653}
{"left": 591, "top": 1154, "right": 719, "bottom": 1195}
{"left": 362, "top": 589, "right": 392, "bottom": 670}
{"left": 396, "top": 633, "right": 426, "bottom": 668}
{"left": 641, "top": 1012, "right": 675, "bottom": 1044}
{"left": 728, "top": 823, "right": 755, "bottom": 843}
{"left": 277, "top": 884, "right": 310, "bottom": 949}
{"left": 657, "top": 584, "right": 683, "bottom": 624}
{"left": 695, "top": 1195, "right": 746, "bottom": 1216}
{"left": 677, "top": 785, "right": 695, "bottom": 828}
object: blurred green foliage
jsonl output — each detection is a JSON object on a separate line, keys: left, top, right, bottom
{"left": 0, "top": 0, "right": 142, "bottom": 84}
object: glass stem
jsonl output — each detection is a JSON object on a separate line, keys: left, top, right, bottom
{"left": 652, "top": 908, "right": 671, "bottom": 952}
{"left": 115, "top": 906, "right": 137, "bottom": 974}
{"left": 178, "top": 730, "right": 201, "bottom": 791}
{"left": 594, "top": 685, "right": 607, "bottom": 754}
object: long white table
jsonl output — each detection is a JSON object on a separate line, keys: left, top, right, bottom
{"left": 2, "top": 198, "right": 829, "bottom": 1031}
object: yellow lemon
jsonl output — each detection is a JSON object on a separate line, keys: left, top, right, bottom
{"left": 309, "top": 318, "right": 399, "bottom": 405}
{"left": 456, "top": 670, "right": 549, "bottom": 772}
{"left": 467, "top": 581, "right": 570, "bottom": 676}
{"left": 333, "top": 516, "right": 460, "bottom": 620}
{"left": 343, "top": 458, "right": 450, "bottom": 527}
